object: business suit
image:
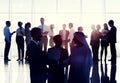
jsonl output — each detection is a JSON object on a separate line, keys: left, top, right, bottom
{"left": 27, "top": 40, "right": 48, "bottom": 83}
{"left": 48, "top": 46, "right": 68, "bottom": 83}
{"left": 108, "top": 26, "right": 117, "bottom": 61}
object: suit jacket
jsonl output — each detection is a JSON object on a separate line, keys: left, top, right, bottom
{"left": 47, "top": 46, "right": 68, "bottom": 83}
{"left": 27, "top": 40, "right": 47, "bottom": 74}
{"left": 108, "top": 26, "right": 117, "bottom": 43}
{"left": 59, "top": 30, "right": 69, "bottom": 41}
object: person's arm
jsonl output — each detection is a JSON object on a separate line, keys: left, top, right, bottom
{"left": 11, "top": 31, "right": 16, "bottom": 35}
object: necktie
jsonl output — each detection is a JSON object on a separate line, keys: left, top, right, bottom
{"left": 41, "top": 25, "right": 43, "bottom": 33}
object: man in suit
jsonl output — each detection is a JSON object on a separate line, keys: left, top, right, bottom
{"left": 47, "top": 35, "right": 68, "bottom": 83}
{"left": 27, "top": 27, "right": 48, "bottom": 83}
{"left": 108, "top": 20, "right": 117, "bottom": 62}
{"left": 59, "top": 24, "right": 69, "bottom": 50}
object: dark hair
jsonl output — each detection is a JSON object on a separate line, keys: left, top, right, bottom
{"left": 40, "top": 17, "right": 44, "bottom": 21}
{"left": 31, "top": 27, "right": 41, "bottom": 37}
{"left": 53, "top": 35, "right": 62, "bottom": 46}
{"left": 18, "top": 21, "right": 23, "bottom": 27}
{"left": 6, "top": 21, "right": 11, "bottom": 26}
{"left": 108, "top": 20, "right": 114, "bottom": 25}
{"left": 25, "top": 22, "right": 31, "bottom": 28}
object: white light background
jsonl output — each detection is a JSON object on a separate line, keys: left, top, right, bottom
{"left": 0, "top": 0, "right": 120, "bottom": 57}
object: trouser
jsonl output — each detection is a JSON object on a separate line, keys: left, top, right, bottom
{"left": 4, "top": 39, "right": 11, "bottom": 60}
{"left": 16, "top": 36, "right": 24, "bottom": 60}
{"left": 110, "top": 42, "right": 116, "bottom": 61}
{"left": 91, "top": 41, "right": 100, "bottom": 61}
{"left": 40, "top": 36, "right": 48, "bottom": 52}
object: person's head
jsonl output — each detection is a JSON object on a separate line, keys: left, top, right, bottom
{"left": 62, "top": 24, "right": 66, "bottom": 30}
{"left": 53, "top": 35, "right": 62, "bottom": 47}
{"left": 18, "top": 21, "right": 23, "bottom": 28}
{"left": 50, "top": 24, "right": 54, "bottom": 30}
{"left": 96, "top": 24, "right": 101, "bottom": 31}
{"left": 6, "top": 21, "right": 11, "bottom": 27}
{"left": 40, "top": 17, "right": 45, "bottom": 25}
{"left": 103, "top": 23, "right": 108, "bottom": 30}
{"left": 91, "top": 24, "right": 95, "bottom": 30}
{"left": 108, "top": 20, "right": 114, "bottom": 27}
{"left": 78, "top": 26, "right": 83, "bottom": 32}
{"left": 25, "top": 22, "right": 31, "bottom": 29}
{"left": 31, "top": 27, "right": 42, "bottom": 41}
{"left": 69, "top": 23, "right": 73, "bottom": 29}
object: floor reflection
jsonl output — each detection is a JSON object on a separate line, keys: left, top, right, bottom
{"left": 0, "top": 57, "right": 119, "bottom": 83}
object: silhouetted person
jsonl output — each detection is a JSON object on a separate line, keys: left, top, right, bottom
{"left": 38, "top": 17, "right": 50, "bottom": 52}
{"left": 59, "top": 24, "right": 69, "bottom": 50}
{"left": 100, "top": 23, "right": 109, "bottom": 61}
{"left": 90, "top": 24, "right": 101, "bottom": 61}
{"left": 24, "top": 22, "right": 31, "bottom": 61}
{"left": 48, "top": 35, "right": 68, "bottom": 83}
{"left": 108, "top": 20, "right": 117, "bottom": 62}
{"left": 48, "top": 24, "right": 55, "bottom": 47}
{"left": 3, "top": 21, "right": 15, "bottom": 61}
{"left": 27, "top": 28, "right": 48, "bottom": 83}
{"left": 68, "top": 32, "right": 92, "bottom": 83}
{"left": 91, "top": 61, "right": 100, "bottom": 83}
{"left": 16, "top": 21, "right": 25, "bottom": 61}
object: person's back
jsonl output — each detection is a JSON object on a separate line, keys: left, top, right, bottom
{"left": 48, "top": 35, "right": 68, "bottom": 83}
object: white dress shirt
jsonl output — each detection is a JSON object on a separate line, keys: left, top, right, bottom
{"left": 38, "top": 24, "right": 50, "bottom": 36}
{"left": 4, "top": 26, "right": 11, "bottom": 43}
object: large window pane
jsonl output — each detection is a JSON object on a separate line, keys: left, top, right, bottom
{"left": 34, "top": 0, "right": 56, "bottom": 13}
{"left": 82, "top": 0, "right": 104, "bottom": 13}
{"left": 0, "top": 0, "right": 9, "bottom": 13}
{"left": 58, "top": 0, "right": 81, "bottom": 12}
{"left": 12, "top": 0, "right": 32, "bottom": 13}
{"left": 106, "top": 0, "right": 120, "bottom": 12}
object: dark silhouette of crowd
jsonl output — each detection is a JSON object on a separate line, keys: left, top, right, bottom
{"left": 3, "top": 18, "right": 117, "bottom": 83}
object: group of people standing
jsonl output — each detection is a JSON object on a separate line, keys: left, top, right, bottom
{"left": 27, "top": 27, "right": 92, "bottom": 83}
{"left": 90, "top": 20, "right": 117, "bottom": 63}
{"left": 3, "top": 17, "right": 117, "bottom": 83}
{"left": 3, "top": 21, "right": 31, "bottom": 61}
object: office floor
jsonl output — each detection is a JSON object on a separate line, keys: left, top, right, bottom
{"left": 0, "top": 56, "right": 119, "bottom": 83}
